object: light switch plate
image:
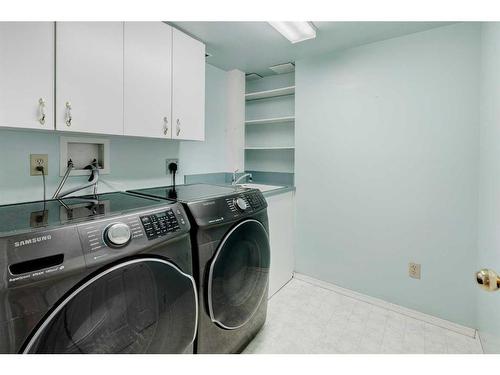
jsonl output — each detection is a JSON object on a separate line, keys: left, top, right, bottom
{"left": 30, "top": 154, "right": 48, "bottom": 176}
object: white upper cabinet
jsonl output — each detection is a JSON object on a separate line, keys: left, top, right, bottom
{"left": 124, "top": 22, "right": 172, "bottom": 138}
{"left": 0, "top": 22, "right": 205, "bottom": 140}
{"left": 172, "top": 28, "right": 205, "bottom": 141}
{"left": 56, "top": 22, "right": 124, "bottom": 135}
{"left": 0, "top": 22, "right": 54, "bottom": 130}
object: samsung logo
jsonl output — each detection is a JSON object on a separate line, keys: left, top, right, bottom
{"left": 14, "top": 235, "right": 52, "bottom": 248}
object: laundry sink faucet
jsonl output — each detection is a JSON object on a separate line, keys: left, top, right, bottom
{"left": 231, "top": 169, "right": 253, "bottom": 185}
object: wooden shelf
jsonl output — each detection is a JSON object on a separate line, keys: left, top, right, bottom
{"left": 245, "top": 116, "right": 295, "bottom": 125}
{"left": 245, "top": 86, "right": 295, "bottom": 101}
{"left": 245, "top": 146, "right": 295, "bottom": 150}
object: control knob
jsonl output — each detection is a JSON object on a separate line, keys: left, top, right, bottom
{"left": 234, "top": 197, "right": 248, "bottom": 211}
{"left": 104, "top": 222, "right": 131, "bottom": 248}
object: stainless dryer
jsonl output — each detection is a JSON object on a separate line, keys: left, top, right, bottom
{"left": 130, "top": 184, "right": 270, "bottom": 354}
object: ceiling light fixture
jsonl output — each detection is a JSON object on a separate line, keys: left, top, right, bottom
{"left": 268, "top": 21, "right": 316, "bottom": 44}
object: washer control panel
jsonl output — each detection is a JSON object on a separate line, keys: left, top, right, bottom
{"left": 140, "top": 207, "right": 185, "bottom": 240}
{"left": 77, "top": 203, "right": 189, "bottom": 267}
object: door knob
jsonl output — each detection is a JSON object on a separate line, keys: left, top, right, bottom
{"left": 476, "top": 268, "right": 500, "bottom": 292}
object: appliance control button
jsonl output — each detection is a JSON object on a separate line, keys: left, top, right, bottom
{"left": 234, "top": 197, "right": 248, "bottom": 211}
{"left": 104, "top": 223, "right": 131, "bottom": 248}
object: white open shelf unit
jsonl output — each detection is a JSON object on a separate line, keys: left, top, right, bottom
{"left": 244, "top": 72, "right": 295, "bottom": 173}
{"left": 245, "top": 116, "right": 295, "bottom": 125}
{"left": 245, "top": 146, "right": 295, "bottom": 150}
{"left": 245, "top": 85, "right": 295, "bottom": 101}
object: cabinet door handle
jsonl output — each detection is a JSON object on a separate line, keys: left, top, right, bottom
{"left": 176, "top": 119, "right": 181, "bottom": 136}
{"left": 38, "top": 98, "right": 46, "bottom": 125}
{"left": 163, "top": 117, "right": 169, "bottom": 135}
{"left": 65, "top": 101, "right": 72, "bottom": 127}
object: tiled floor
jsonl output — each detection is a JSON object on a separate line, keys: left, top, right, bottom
{"left": 243, "top": 278, "right": 483, "bottom": 354}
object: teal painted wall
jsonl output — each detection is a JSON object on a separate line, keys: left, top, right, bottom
{"left": 0, "top": 129, "right": 179, "bottom": 205}
{"left": 295, "top": 23, "right": 480, "bottom": 327}
{"left": 477, "top": 23, "right": 500, "bottom": 353}
{"left": 0, "top": 63, "right": 228, "bottom": 205}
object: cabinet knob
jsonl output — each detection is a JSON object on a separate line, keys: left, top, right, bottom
{"left": 38, "top": 98, "right": 46, "bottom": 125}
{"left": 65, "top": 101, "right": 72, "bottom": 127}
{"left": 163, "top": 117, "right": 169, "bottom": 135}
{"left": 176, "top": 119, "right": 181, "bottom": 136}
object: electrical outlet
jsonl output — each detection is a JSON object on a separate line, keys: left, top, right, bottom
{"left": 30, "top": 154, "right": 48, "bottom": 176}
{"left": 409, "top": 262, "right": 421, "bottom": 279}
{"left": 166, "top": 159, "right": 179, "bottom": 174}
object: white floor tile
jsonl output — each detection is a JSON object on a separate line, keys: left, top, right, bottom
{"left": 242, "top": 278, "right": 482, "bottom": 354}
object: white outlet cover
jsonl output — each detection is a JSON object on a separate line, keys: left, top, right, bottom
{"left": 409, "top": 263, "right": 421, "bottom": 279}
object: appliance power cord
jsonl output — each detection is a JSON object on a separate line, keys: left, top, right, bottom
{"left": 36, "top": 165, "right": 46, "bottom": 202}
{"left": 168, "top": 162, "right": 178, "bottom": 188}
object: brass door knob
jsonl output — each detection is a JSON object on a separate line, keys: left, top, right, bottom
{"left": 476, "top": 269, "right": 500, "bottom": 292}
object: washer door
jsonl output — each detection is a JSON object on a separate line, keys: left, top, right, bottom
{"left": 23, "top": 258, "right": 198, "bottom": 354}
{"left": 208, "top": 219, "right": 270, "bottom": 330}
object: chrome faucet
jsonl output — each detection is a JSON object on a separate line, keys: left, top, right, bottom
{"left": 232, "top": 169, "right": 253, "bottom": 185}
{"left": 232, "top": 169, "right": 239, "bottom": 184}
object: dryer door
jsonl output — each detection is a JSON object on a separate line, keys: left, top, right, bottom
{"left": 22, "top": 258, "right": 198, "bottom": 353}
{"left": 208, "top": 219, "right": 270, "bottom": 330}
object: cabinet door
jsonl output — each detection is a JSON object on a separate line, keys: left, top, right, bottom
{"left": 56, "top": 22, "right": 124, "bottom": 135}
{"left": 0, "top": 22, "right": 54, "bottom": 130}
{"left": 172, "top": 28, "right": 205, "bottom": 141}
{"left": 124, "top": 22, "right": 172, "bottom": 138}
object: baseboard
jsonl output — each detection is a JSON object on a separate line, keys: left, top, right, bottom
{"left": 477, "top": 330, "right": 485, "bottom": 353}
{"left": 293, "top": 272, "right": 477, "bottom": 338}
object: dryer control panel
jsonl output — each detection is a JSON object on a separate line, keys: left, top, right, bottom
{"left": 187, "top": 189, "right": 267, "bottom": 227}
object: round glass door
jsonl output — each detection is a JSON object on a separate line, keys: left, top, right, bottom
{"left": 23, "top": 258, "right": 197, "bottom": 354}
{"left": 208, "top": 219, "right": 270, "bottom": 330}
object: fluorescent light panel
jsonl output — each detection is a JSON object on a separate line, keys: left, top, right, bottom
{"left": 268, "top": 22, "right": 316, "bottom": 44}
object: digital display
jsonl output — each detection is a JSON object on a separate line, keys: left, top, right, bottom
{"left": 156, "top": 212, "right": 167, "bottom": 218}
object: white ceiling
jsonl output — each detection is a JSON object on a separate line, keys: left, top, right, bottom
{"left": 171, "top": 21, "right": 455, "bottom": 76}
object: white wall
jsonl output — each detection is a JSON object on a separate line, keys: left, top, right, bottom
{"left": 225, "top": 69, "right": 245, "bottom": 172}
{"left": 477, "top": 23, "right": 500, "bottom": 353}
{"left": 295, "top": 23, "right": 480, "bottom": 327}
{"left": 178, "top": 65, "right": 245, "bottom": 176}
